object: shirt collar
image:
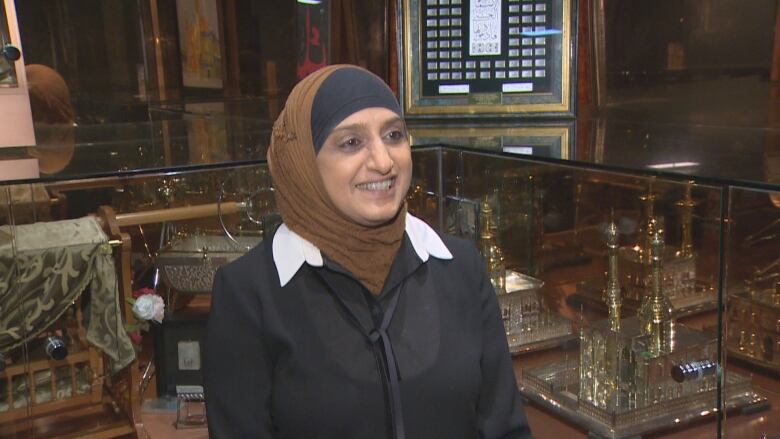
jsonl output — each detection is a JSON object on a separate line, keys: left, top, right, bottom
{"left": 272, "top": 212, "right": 453, "bottom": 287}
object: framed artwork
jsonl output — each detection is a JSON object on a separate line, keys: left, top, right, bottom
{"left": 399, "top": 0, "right": 576, "bottom": 118}
{"left": 408, "top": 123, "right": 572, "bottom": 159}
{"left": 176, "top": 0, "right": 224, "bottom": 89}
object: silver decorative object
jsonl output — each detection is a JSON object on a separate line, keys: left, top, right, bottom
{"left": 157, "top": 235, "right": 261, "bottom": 293}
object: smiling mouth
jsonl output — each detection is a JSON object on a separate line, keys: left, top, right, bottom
{"left": 355, "top": 177, "right": 395, "bottom": 191}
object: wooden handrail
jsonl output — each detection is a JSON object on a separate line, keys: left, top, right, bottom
{"left": 94, "top": 201, "right": 245, "bottom": 228}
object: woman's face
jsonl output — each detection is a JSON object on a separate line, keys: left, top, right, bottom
{"left": 315, "top": 107, "right": 412, "bottom": 227}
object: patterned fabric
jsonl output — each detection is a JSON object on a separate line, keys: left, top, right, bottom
{"left": 0, "top": 184, "right": 52, "bottom": 223}
{"left": 0, "top": 217, "right": 135, "bottom": 373}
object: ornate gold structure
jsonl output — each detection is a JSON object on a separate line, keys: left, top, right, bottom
{"left": 521, "top": 223, "right": 762, "bottom": 438}
{"left": 619, "top": 183, "right": 712, "bottom": 315}
{"left": 727, "top": 280, "right": 780, "bottom": 370}
{"left": 477, "top": 196, "right": 573, "bottom": 354}
{"left": 676, "top": 182, "right": 695, "bottom": 258}
{"left": 604, "top": 220, "right": 622, "bottom": 333}
{"left": 637, "top": 223, "right": 675, "bottom": 356}
{"left": 580, "top": 226, "right": 700, "bottom": 413}
{"left": 478, "top": 197, "right": 506, "bottom": 295}
{"left": 635, "top": 182, "right": 658, "bottom": 264}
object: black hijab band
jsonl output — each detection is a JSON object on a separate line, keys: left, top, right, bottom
{"left": 310, "top": 67, "right": 402, "bottom": 154}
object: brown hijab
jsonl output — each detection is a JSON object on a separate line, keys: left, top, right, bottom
{"left": 267, "top": 65, "right": 407, "bottom": 294}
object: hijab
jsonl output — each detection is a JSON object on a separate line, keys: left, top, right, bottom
{"left": 267, "top": 65, "right": 408, "bottom": 294}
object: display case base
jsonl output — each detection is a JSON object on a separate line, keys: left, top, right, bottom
{"left": 508, "top": 328, "right": 578, "bottom": 355}
{"left": 519, "top": 362, "right": 767, "bottom": 439}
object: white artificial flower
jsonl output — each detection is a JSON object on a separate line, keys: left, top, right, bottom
{"left": 132, "top": 294, "right": 165, "bottom": 323}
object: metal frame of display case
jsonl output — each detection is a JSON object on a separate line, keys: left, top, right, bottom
{"left": 398, "top": 0, "right": 577, "bottom": 118}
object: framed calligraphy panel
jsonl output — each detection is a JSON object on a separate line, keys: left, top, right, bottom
{"left": 399, "top": 0, "right": 576, "bottom": 118}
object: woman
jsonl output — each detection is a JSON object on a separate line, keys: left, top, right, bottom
{"left": 203, "top": 65, "right": 531, "bottom": 439}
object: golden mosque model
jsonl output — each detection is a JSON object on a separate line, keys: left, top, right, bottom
{"left": 576, "top": 183, "right": 716, "bottom": 317}
{"left": 477, "top": 198, "right": 574, "bottom": 354}
{"left": 618, "top": 184, "right": 714, "bottom": 315}
{"left": 519, "top": 220, "right": 765, "bottom": 438}
{"left": 727, "top": 268, "right": 780, "bottom": 372}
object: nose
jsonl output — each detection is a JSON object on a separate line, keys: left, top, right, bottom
{"left": 366, "top": 139, "right": 394, "bottom": 174}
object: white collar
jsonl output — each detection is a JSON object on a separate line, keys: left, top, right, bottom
{"left": 272, "top": 213, "right": 453, "bottom": 287}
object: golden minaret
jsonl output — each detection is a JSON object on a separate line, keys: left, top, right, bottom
{"left": 638, "top": 222, "right": 675, "bottom": 356}
{"left": 605, "top": 220, "right": 622, "bottom": 332}
{"left": 676, "top": 182, "right": 695, "bottom": 258}
{"left": 636, "top": 180, "right": 657, "bottom": 263}
{"left": 479, "top": 198, "right": 506, "bottom": 295}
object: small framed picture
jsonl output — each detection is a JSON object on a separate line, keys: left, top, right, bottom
{"left": 176, "top": 0, "right": 224, "bottom": 89}
{"left": 399, "top": 0, "right": 576, "bottom": 118}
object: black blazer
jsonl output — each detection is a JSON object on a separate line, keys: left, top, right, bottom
{"left": 203, "top": 228, "right": 532, "bottom": 439}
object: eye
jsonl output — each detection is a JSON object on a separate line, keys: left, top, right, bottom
{"left": 338, "top": 136, "right": 363, "bottom": 151}
{"left": 384, "top": 129, "right": 407, "bottom": 143}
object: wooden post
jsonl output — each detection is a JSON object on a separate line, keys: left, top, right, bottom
{"left": 96, "top": 205, "right": 143, "bottom": 436}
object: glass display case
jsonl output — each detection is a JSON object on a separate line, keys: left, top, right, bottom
{"left": 3, "top": 114, "right": 780, "bottom": 438}
{"left": 408, "top": 132, "right": 780, "bottom": 438}
{"left": 0, "top": 110, "right": 273, "bottom": 436}
{"left": 0, "top": 0, "right": 775, "bottom": 437}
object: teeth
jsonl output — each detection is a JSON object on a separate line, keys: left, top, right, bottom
{"left": 356, "top": 178, "right": 394, "bottom": 191}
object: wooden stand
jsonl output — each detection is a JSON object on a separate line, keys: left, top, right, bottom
{"left": 0, "top": 207, "right": 142, "bottom": 438}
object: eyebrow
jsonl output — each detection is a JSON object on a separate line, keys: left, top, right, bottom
{"left": 330, "top": 115, "right": 404, "bottom": 134}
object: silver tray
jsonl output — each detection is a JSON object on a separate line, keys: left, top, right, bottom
{"left": 519, "top": 361, "right": 766, "bottom": 439}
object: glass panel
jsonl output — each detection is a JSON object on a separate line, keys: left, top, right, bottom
{"left": 594, "top": 1, "right": 776, "bottom": 129}
{"left": 573, "top": 118, "right": 780, "bottom": 187}
{"left": 0, "top": 108, "right": 271, "bottom": 183}
{"left": 408, "top": 121, "right": 574, "bottom": 159}
{"left": 409, "top": 147, "right": 442, "bottom": 228}
{"left": 0, "top": 161, "right": 277, "bottom": 434}
{"left": 724, "top": 185, "right": 780, "bottom": 437}
{"left": 408, "top": 119, "right": 780, "bottom": 189}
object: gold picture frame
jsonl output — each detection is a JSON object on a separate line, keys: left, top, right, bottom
{"left": 399, "top": 0, "right": 576, "bottom": 118}
{"left": 408, "top": 123, "right": 572, "bottom": 159}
